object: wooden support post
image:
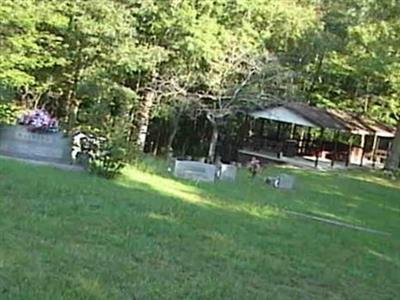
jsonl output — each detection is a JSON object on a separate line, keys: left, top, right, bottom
{"left": 298, "top": 128, "right": 305, "bottom": 155}
{"left": 306, "top": 127, "right": 312, "bottom": 154}
{"left": 259, "top": 119, "right": 265, "bottom": 149}
{"left": 360, "top": 134, "right": 366, "bottom": 167}
{"left": 259, "top": 119, "right": 265, "bottom": 136}
{"left": 290, "top": 124, "right": 296, "bottom": 139}
{"left": 249, "top": 117, "right": 255, "bottom": 150}
{"left": 371, "top": 134, "right": 379, "bottom": 168}
{"left": 238, "top": 115, "right": 249, "bottom": 149}
{"left": 315, "top": 128, "right": 325, "bottom": 168}
{"left": 331, "top": 131, "right": 339, "bottom": 167}
{"left": 346, "top": 135, "right": 354, "bottom": 167}
{"left": 276, "top": 122, "right": 282, "bottom": 158}
{"left": 276, "top": 122, "right": 281, "bottom": 140}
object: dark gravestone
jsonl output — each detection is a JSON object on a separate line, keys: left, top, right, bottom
{"left": 0, "top": 125, "right": 71, "bottom": 164}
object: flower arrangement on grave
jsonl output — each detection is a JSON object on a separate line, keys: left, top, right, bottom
{"left": 248, "top": 156, "right": 261, "bottom": 178}
{"left": 18, "top": 109, "right": 59, "bottom": 133}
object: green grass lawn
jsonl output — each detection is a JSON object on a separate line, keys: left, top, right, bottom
{"left": 0, "top": 158, "right": 399, "bottom": 300}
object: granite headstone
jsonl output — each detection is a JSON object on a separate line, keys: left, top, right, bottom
{"left": 277, "top": 174, "right": 295, "bottom": 189}
{"left": 219, "top": 164, "right": 237, "bottom": 181}
{"left": 266, "top": 174, "right": 295, "bottom": 189}
{"left": 0, "top": 125, "right": 71, "bottom": 164}
{"left": 174, "top": 160, "right": 216, "bottom": 182}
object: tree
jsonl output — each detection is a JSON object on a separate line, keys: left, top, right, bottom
{"left": 41, "top": 0, "right": 137, "bottom": 130}
{"left": 385, "top": 123, "right": 400, "bottom": 171}
{"left": 192, "top": 53, "right": 300, "bottom": 162}
{"left": 2, "top": 0, "right": 399, "bottom": 167}
{"left": 293, "top": 0, "right": 400, "bottom": 121}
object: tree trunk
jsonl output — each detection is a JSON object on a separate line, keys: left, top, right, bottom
{"left": 136, "top": 90, "right": 155, "bottom": 152}
{"left": 66, "top": 43, "right": 83, "bottom": 132}
{"left": 236, "top": 115, "right": 249, "bottom": 149}
{"left": 385, "top": 122, "right": 400, "bottom": 171}
{"left": 66, "top": 78, "right": 79, "bottom": 132}
{"left": 308, "top": 52, "right": 325, "bottom": 95}
{"left": 127, "top": 105, "right": 137, "bottom": 142}
{"left": 67, "top": 99, "right": 79, "bottom": 132}
{"left": 207, "top": 114, "right": 219, "bottom": 163}
{"left": 152, "top": 128, "right": 161, "bottom": 156}
{"left": 167, "top": 109, "right": 182, "bottom": 153}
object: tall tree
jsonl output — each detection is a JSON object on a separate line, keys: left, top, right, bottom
{"left": 385, "top": 123, "right": 400, "bottom": 171}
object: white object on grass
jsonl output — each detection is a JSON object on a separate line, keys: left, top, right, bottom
{"left": 219, "top": 164, "right": 237, "bottom": 181}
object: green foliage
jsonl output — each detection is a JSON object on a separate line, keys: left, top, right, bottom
{"left": 1, "top": 0, "right": 399, "bottom": 159}
{"left": 88, "top": 138, "right": 126, "bottom": 179}
{"left": 0, "top": 85, "right": 16, "bottom": 102}
{"left": 297, "top": 0, "right": 400, "bottom": 124}
{"left": 0, "top": 103, "right": 20, "bottom": 124}
{"left": 78, "top": 80, "right": 138, "bottom": 176}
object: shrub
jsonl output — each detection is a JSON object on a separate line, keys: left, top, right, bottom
{"left": 72, "top": 131, "right": 130, "bottom": 179}
{"left": 89, "top": 139, "right": 127, "bottom": 179}
{"left": 0, "top": 104, "right": 19, "bottom": 124}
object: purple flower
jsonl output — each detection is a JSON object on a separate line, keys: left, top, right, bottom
{"left": 19, "top": 109, "right": 59, "bottom": 132}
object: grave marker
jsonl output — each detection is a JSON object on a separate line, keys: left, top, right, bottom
{"left": 277, "top": 174, "right": 295, "bottom": 189}
{"left": 174, "top": 160, "right": 216, "bottom": 182}
{"left": 219, "top": 164, "right": 237, "bottom": 181}
{"left": 0, "top": 125, "right": 71, "bottom": 164}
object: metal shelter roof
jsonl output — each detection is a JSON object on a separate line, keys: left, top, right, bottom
{"left": 251, "top": 103, "right": 395, "bottom": 137}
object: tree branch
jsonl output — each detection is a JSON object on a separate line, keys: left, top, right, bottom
{"left": 222, "top": 68, "right": 257, "bottom": 110}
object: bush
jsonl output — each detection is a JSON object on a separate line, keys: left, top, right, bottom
{"left": 72, "top": 132, "right": 128, "bottom": 179}
{"left": 89, "top": 140, "right": 127, "bottom": 179}
{"left": 0, "top": 104, "right": 19, "bottom": 124}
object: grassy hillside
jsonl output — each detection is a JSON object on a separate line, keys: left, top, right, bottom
{"left": 0, "top": 158, "right": 399, "bottom": 299}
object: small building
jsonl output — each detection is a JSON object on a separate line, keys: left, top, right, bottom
{"left": 238, "top": 103, "right": 395, "bottom": 169}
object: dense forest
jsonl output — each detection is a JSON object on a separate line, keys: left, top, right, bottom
{"left": 1, "top": 0, "right": 399, "bottom": 170}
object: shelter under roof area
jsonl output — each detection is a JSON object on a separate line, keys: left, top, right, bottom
{"left": 238, "top": 102, "right": 395, "bottom": 169}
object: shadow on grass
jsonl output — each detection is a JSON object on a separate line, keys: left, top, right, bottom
{"left": 163, "top": 164, "right": 400, "bottom": 235}
{"left": 118, "top": 164, "right": 400, "bottom": 298}
{"left": 120, "top": 158, "right": 399, "bottom": 239}
{"left": 131, "top": 158, "right": 400, "bottom": 239}
{"left": 0, "top": 159, "right": 292, "bottom": 299}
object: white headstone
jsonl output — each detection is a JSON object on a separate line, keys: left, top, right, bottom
{"left": 174, "top": 160, "right": 216, "bottom": 182}
{"left": 277, "top": 174, "right": 295, "bottom": 189}
{"left": 219, "top": 164, "right": 237, "bottom": 181}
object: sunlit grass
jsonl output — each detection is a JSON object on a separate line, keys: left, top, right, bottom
{"left": 0, "top": 157, "right": 399, "bottom": 299}
{"left": 121, "top": 167, "right": 213, "bottom": 205}
{"left": 120, "top": 166, "right": 282, "bottom": 219}
{"left": 344, "top": 170, "right": 400, "bottom": 189}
